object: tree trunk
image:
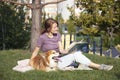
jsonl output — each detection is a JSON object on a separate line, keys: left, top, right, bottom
{"left": 30, "top": 0, "right": 42, "bottom": 52}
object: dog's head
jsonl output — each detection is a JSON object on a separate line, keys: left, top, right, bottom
{"left": 45, "top": 50, "right": 59, "bottom": 68}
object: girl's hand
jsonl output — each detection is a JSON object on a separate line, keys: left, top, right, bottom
{"left": 60, "top": 50, "right": 68, "bottom": 54}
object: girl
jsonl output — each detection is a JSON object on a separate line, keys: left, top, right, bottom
{"left": 30, "top": 18, "right": 113, "bottom": 71}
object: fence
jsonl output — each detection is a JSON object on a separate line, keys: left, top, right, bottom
{"left": 62, "top": 33, "right": 103, "bottom": 56}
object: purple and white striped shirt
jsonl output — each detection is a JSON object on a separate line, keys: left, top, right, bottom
{"left": 36, "top": 33, "right": 61, "bottom": 52}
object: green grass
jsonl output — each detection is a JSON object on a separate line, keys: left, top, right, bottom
{"left": 0, "top": 50, "right": 120, "bottom": 80}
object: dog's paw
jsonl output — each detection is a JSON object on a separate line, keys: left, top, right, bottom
{"left": 46, "top": 67, "right": 57, "bottom": 72}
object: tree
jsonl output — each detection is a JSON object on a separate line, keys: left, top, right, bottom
{"left": 55, "top": 13, "right": 64, "bottom": 33}
{"left": 73, "top": 0, "right": 120, "bottom": 47}
{"left": 66, "top": 7, "right": 76, "bottom": 34}
{"left": 0, "top": 0, "right": 66, "bottom": 52}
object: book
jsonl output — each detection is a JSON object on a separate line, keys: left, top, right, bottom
{"left": 59, "top": 41, "right": 89, "bottom": 57}
{"left": 67, "top": 41, "right": 89, "bottom": 53}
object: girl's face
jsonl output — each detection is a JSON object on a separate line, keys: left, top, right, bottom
{"left": 50, "top": 23, "right": 59, "bottom": 34}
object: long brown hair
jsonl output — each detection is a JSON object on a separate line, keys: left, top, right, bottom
{"left": 41, "top": 18, "right": 58, "bottom": 34}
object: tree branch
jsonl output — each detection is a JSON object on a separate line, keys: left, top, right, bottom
{"left": 0, "top": 0, "right": 33, "bottom": 8}
{"left": 42, "top": 0, "right": 66, "bottom": 8}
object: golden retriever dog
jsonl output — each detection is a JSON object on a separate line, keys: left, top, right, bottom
{"left": 29, "top": 50, "right": 60, "bottom": 72}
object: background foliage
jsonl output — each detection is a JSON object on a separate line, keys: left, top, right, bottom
{"left": 0, "top": 2, "right": 30, "bottom": 50}
{"left": 69, "top": 0, "right": 120, "bottom": 48}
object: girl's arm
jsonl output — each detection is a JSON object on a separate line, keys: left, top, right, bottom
{"left": 29, "top": 47, "right": 40, "bottom": 65}
{"left": 58, "top": 41, "right": 68, "bottom": 54}
{"left": 30, "top": 47, "right": 40, "bottom": 59}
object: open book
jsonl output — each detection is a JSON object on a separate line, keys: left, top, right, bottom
{"left": 59, "top": 41, "right": 89, "bottom": 57}
{"left": 67, "top": 41, "right": 89, "bottom": 53}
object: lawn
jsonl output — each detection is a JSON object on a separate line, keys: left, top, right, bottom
{"left": 0, "top": 50, "right": 120, "bottom": 80}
